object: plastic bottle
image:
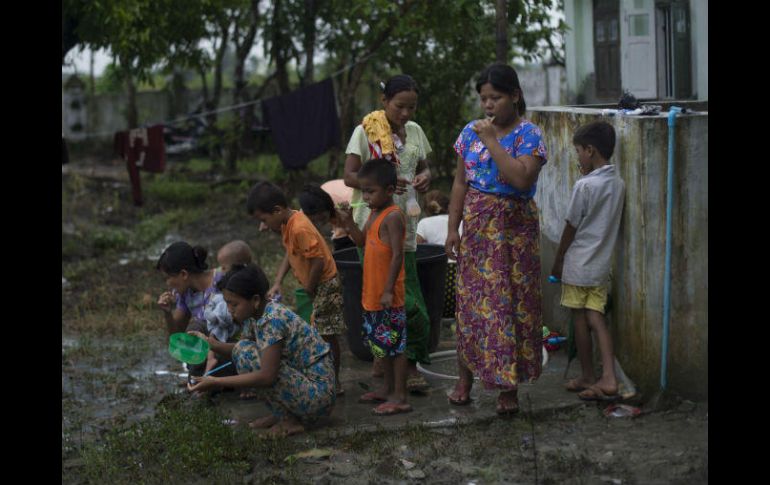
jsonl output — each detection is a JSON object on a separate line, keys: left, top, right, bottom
{"left": 406, "top": 185, "right": 421, "bottom": 217}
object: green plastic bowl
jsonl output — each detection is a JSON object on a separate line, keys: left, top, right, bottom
{"left": 168, "top": 332, "right": 209, "bottom": 364}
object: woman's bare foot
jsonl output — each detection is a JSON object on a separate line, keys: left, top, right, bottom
{"left": 248, "top": 414, "right": 280, "bottom": 429}
{"left": 267, "top": 417, "right": 305, "bottom": 437}
{"left": 564, "top": 377, "right": 594, "bottom": 392}
{"left": 496, "top": 390, "right": 519, "bottom": 415}
{"left": 448, "top": 380, "right": 473, "bottom": 405}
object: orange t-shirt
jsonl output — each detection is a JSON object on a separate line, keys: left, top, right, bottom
{"left": 362, "top": 205, "right": 405, "bottom": 311}
{"left": 281, "top": 211, "right": 337, "bottom": 287}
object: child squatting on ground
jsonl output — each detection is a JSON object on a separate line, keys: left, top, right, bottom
{"left": 188, "top": 264, "right": 336, "bottom": 437}
{"left": 246, "top": 181, "right": 347, "bottom": 396}
{"left": 550, "top": 120, "right": 626, "bottom": 402}
{"left": 156, "top": 241, "right": 238, "bottom": 394}
{"left": 338, "top": 158, "right": 412, "bottom": 416}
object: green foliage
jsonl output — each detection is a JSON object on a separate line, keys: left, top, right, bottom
{"left": 383, "top": 0, "right": 496, "bottom": 178}
{"left": 144, "top": 179, "right": 210, "bottom": 205}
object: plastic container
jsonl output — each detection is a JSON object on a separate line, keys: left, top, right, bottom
{"left": 406, "top": 185, "right": 421, "bottom": 217}
{"left": 333, "top": 244, "right": 448, "bottom": 360}
{"left": 168, "top": 332, "right": 209, "bottom": 365}
{"left": 294, "top": 288, "right": 313, "bottom": 323}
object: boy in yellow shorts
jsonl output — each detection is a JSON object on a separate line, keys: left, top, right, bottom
{"left": 550, "top": 121, "right": 625, "bottom": 402}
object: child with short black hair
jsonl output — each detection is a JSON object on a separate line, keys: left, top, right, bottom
{"left": 551, "top": 120, "right": 625, "bottom": 401}
{"left": 339, "top": 158, "right": 412, "bottom": 415}
{"left": 298, "top": 184, "right": 355, "bottom": 252}
{"left": 246, "top": 181, "right": 347, "bottom": 396}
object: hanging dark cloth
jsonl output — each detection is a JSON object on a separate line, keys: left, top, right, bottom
{"left": 114, "top": 124, "right": 166, "bottom": 206}
{"left": 261, "top": 78, "right": 340, "bottom": 170}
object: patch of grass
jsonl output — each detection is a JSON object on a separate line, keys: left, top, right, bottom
{"left": 79, "top": 400, "right": 276, "bottom": 483}
{"left": 66, "top": 304, "right": 161, "bottom": 336}
{"left": 144, "top": 179, "right": 210, "bottom": 205}
{"left": 185, "top": 158, "right": 214, "bottom": 173}
{"left": 133, "top": 209, "right": 202, "bottom": 247}
{"left": 91, "top": 226, "right": 132, "bottom": 252}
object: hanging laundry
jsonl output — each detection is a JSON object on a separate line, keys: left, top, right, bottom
{"left": 114, "top": 124, "right": 166, "bottom": 206}
{"left": 261, "top": 78, "right": 340, "bottom": 170}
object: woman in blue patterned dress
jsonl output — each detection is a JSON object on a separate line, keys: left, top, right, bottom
{"left": 188, "top": 264, "right": 336, "bottom": 436}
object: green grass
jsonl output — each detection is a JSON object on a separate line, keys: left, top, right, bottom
{"left": 80, "top": 398, "right": 280, "bottom": 484}
{"left": 144, "top": 179, "right": 210, "bottom": 205}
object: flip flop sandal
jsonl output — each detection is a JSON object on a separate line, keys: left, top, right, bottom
{"left": 407, "top": 375, "right": 430, "bottom": 392}
{"left": 358, "top": 391, "right": 387, "bottom": 403}
{"left": 372, "top": 401, "right": 413, "bottom": 416}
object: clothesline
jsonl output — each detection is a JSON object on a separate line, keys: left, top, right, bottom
{"left": 67, "top": 52, "right": 378, "bottom": 139}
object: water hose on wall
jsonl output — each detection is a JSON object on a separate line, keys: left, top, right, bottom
{"left": 660, "top": 106, "right": 683, "bottom": 391}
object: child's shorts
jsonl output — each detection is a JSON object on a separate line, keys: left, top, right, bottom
{"left": 311, "top": 276, "right": 347, "bottom": 336}
{"left": 560, "top": 283, "right": 608, "bottom": 313}
{"left": 362, "top": 306, "right": 407, "bottom": 358}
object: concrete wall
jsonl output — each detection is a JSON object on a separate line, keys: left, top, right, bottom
{"left": 61, "top": 87, "right": 238, "bottom": 141}
{"left": 530, "top": 106, "right": 708, "bottom": 400}
{"left": 518, "top": 65, "right": 567, "bottom": 107}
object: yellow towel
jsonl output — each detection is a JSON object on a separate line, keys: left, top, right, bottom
{"left": 362, "top": 110, "right": 396, "bottom": 156}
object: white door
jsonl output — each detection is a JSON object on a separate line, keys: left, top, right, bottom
{"left": 620, "top": 0, "right": 657, "bottom": 99}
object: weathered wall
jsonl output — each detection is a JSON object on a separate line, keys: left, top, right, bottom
{"left": 530, "top": 107, "right": 708, "bottom": 400}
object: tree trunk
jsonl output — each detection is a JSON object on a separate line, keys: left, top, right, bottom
{"left": 302, "top": 0, "right": 317, "bottom": 86}
{"left": 89, "top": 50, "right": 96, "bottom": 97}
{"left": 226, "top": 0, "right": 260, "bottom": 173}
{"left": 271, "top": 0, "right": 291, "bottom": 95}
{"left": 496, "top": 0, "right": 508, "bottom": 63}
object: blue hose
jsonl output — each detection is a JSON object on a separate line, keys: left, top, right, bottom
{"left": 661, "top": 107, "right": 682, "bottom": 390}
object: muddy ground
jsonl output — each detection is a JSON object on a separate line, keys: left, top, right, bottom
{"left": 62, "top": 157, "right": 708, "bottom": 484}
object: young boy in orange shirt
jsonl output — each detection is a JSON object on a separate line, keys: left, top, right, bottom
{"left": 246, "top": 181, "right": 346, "bottom": 396}
{"left": 339, "top": 158, "right": 411, "bottom": 415}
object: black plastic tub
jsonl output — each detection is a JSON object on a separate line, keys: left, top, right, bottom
{"left": 333, "top": 244, "right": 448, "bottom": 361}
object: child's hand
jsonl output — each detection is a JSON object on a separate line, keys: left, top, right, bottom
{"left": 395, "top": 177, "right": 409, "bottom": 195}
{"left": 266, "top": 284, "right": 281, "bottom": 301}
{"left": 380, "top": 291, "right": 394, "bottom": 309}
{"left": 413, "top": 173, "right": 431, "bottom": 193}
{"left": 550, "top": 262, "right": 563, "bottom": 280}
{"left": 187, "top": 330, "right": 210, "bottom": 344}
{"left": 336, "top": 204, "right": 353, "bottom": 226}
{"left": 157, "top": 291, "right": 175, "bottom": 313}
{"left": 187, "top": 374, "right": 218, "bottom": 393}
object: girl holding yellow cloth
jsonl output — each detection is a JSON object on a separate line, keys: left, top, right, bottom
{"left": 343, "top": 75, "right": 433, "bottom": 392}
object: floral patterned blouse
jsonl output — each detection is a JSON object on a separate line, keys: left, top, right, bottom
{"left": 453, "top": 119, "right": 547, "bottom": 198}
{"left": 241, "top": 301, "right": 330, "bottom": 369}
